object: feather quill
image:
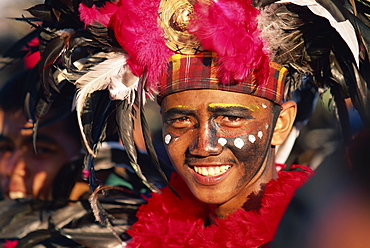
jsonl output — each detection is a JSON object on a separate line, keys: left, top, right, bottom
{"left": 136, "top": 76, "right": 180, "bottom": 196}
{"left": 89, "top": 185, "right": 127, "bottom": 246}
{"left": 75, "top": 52, "right": 139, "bottom": 156}
{"left": 116, "top": 99, "right": 160, "bottom": 193}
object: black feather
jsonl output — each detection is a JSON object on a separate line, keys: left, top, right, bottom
{"left": 15, "top": 230, "right": 67, "bottom": 248}
{"left": 116, "top": 99, "right": 160, "bottom": 193}
{"left": 80, "top": 90, "right": 112, "bottom": 154}
{"left": 38, "top": 34, "right": 72, "bottom": 96}
{"left": 137, "top": 79, "right": 180, "bottom": 197}
{"left": 27, "top": 4, "right": 55, "bottom": 23}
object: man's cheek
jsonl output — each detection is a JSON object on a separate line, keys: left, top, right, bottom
{"left": 218, "top": 129, "right": 270, "bottom": 162}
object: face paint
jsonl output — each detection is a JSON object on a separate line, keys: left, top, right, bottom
{"left": 234, "top": 138, "right": 245, "bottom": 149}
{"left": 208, "top": 103, "right": 268, "bottom": 159}
{"left": 248, "top": 135, "right": 256, "bottom": 143}
{"left": 161, "top": 90, "right": 277, "bottom": 208}
{"left": 218, "top": 137, "right": 227, "bottom": 146}
{"left": 258, "top": 131, "right": 263, "bottom": 139}
{"left": 164, "top": 134, "right": 172, "bottom": 144}
{"left": 162, "top": 105, "right": 197, "bottom": 145}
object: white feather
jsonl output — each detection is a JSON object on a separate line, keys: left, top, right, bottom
{"left": 75, "top": 52, "right": 139, "bottom": 156}
{"left": 276, "top": 0, "right": 359, "bottom": 67}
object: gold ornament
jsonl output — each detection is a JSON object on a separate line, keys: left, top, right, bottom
{"left": 158, "top": 0, "right": 204, "bottom": 54}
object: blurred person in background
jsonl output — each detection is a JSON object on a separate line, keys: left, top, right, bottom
{"left": 0, "top": 72, "right": 84, "bottom": 201}
{"left": 272, "top": 128, "right": 370, "bottom": 248}
{"left": 0, "top": 67, "right": 89, "bottom": 245}
{"left": 0, "top": 34, "right": 147, "bottom": 247}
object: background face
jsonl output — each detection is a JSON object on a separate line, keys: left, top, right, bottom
{"left": 0, "top": 109, "right": 81, "bottom": 200}
{"left": 161, "top": 89, "right": 276, "bottom": 207}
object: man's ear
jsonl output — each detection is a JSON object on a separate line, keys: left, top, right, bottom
{"left": 271, "top": 101, "right": 297, "bottom": 146}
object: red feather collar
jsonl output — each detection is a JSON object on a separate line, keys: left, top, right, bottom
{"left": 127, "top": 165, "right": 313, "bottom": 248}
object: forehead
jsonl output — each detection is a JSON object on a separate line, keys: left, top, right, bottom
{"left": 0, "top": 109, "right": 72, "bottom": 142}
{"left": 0, "top": 109, "right": 31, "bottom": 135}
{"left": 161, "top": 89, "right": 273, "bottom": 110}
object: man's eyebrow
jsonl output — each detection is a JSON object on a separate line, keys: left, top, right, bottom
{"left": 164, "top": 105, "right": 196, "bottom": 116}
{"left": 208, "top": 103, "right": 260, "bottom": 112}
{"left": 0, "top": 134, "right": 11, "bottom": 142}
{"left": 23, "top": 133, "right": 58, "bottom": 145}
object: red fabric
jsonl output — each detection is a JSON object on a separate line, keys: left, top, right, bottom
{"left": 127, "top": 165, "right": 313, "bottom": 248}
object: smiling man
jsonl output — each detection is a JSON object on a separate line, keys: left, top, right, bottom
{"left": 22, "top": 0, "right": 319, "bottom": 246}
{"left": 124, "top": 50, "right": 313, "bottom": 247}
{"left": 90, "top": 0, "right": 315, "bottom": 246}
{"left": 161, "top": 89, "right": 289, "bottom": 217}
{"left": 0, "top": 72, "right": 83, "bottom": 201}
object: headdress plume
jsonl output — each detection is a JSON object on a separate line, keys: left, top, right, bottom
{"left": 189, "top": 0, "right": 270, "bottom": 84}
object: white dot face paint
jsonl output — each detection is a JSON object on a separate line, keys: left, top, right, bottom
{"left": 258, "top": 131, "right": 263, "bottom": 139}
{"left": 265, "top": 124, "right": 269, "bottom": 130}
{"left": 248, "top": 135, "right": 256, "bottom": 143}
{"left": 234, "top": 138, "right": 245, "bottom": 149}
{"left": 164, "top": 134, "right": 172, "bottom": 144}
{"left": 262, "top": 103, "right": 267, "bottom": 108}
{"left": 218, "top": 138, "right": 227, "bottom": 146}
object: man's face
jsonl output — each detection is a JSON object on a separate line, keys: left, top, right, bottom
{"left": 161, "top": 89, "right": 277, "bottom": 206}
{"left": 0, "top": 109, "right": 81, "bottom": 200}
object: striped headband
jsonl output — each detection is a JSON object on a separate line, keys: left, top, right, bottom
{"left": 158, "top": 53, "right": 287, "bottom": 105}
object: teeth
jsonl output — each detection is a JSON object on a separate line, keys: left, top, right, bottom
{"left": 202, "top": 167, "right": 209, "bottom": 176}
{"left": 9, "top": 191, "right": 25, "bottom": 199}
{"left": 193, "top": 165, "right": 231, "bottom": 176}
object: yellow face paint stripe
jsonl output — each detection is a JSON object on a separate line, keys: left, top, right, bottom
{"left": 171, "top": 105, "right": 196, "bottom": 110}
{"left": 208, "top": 103, "right": 260, "bottom": 112}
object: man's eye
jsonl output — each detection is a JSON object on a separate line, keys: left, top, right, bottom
{"left": 217, "top": 116, "right": 245, "bottom": 127}
{"left": 0, "top": 144, "right": 13, "bottom": 153}
{"left": 35, "top": 146, "right": 53, "bottom": 154}
{"left": 168, "top": 116, "right": 194, "bottom": 128}
{"left": 31, "top": 144, "right": 55, "bottom": 156}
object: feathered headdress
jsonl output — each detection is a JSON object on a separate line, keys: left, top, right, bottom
{"left": 7, "top": 0, "right": 370, "bottom": 237}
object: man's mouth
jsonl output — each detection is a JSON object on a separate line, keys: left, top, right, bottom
{"left": 8, "top": 191, "right": 26, "bottom": 199}
{"left": 193, "top": 165, "right": 231, "bottom": 176}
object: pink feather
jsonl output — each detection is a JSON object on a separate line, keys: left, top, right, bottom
{"left": 79, "top": 2, "right": 118, "bottom": 27}
{"left": 109, "top": 0, "right": 173, "bottom": 92}
{"left": 189, "top": 0, "right": 270, "bottom": 85}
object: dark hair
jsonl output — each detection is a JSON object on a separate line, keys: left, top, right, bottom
{"left": 0, "top": 70, "right": 29, "bottom": 111}
{"left": 0, "top": 70, "right": 81, "bottom": 143}
{"left": 268, "top": 102, "right": 283, "bottom": 133}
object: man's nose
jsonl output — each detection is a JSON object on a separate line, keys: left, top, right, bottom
{"left": 3, "top": 150, "right": 27, "bottom": 178}
{"left": 188, "top": 122, "right": 222, "bottom": 157}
